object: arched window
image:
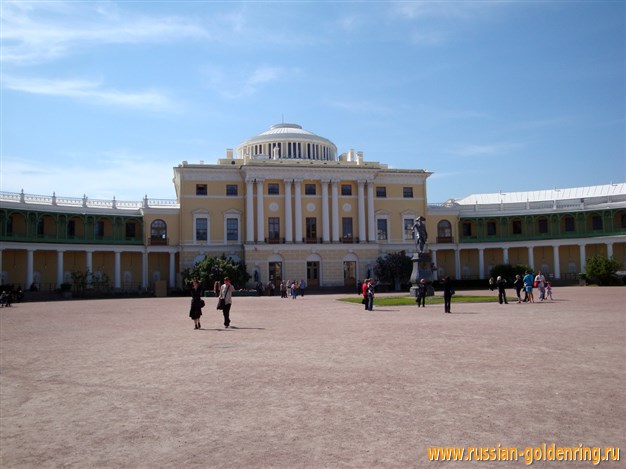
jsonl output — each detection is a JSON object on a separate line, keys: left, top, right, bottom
{"left": 437, "top": 220, "right": 452, "bottom": 243}
{"left": 150, "top": 219, "right": 167, "bottom": 245}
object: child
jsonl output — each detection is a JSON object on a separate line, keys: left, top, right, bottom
{"left": 545, "top": 282, "right": 553, "bottom": 300}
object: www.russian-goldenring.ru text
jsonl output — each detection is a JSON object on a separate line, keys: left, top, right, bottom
{"left": 426, "top": 443, "right": 620, "bottom": 465}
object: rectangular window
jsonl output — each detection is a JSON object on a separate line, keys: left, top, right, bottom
{"left": 226, "top": 184, "right": 238, "bottom": 196}
{"left": 462, "top": 222, "right": 472, "bottom": 237}
{"left": 403, "top": 187, "right": 414, "bottom": 198}
{"left": 196, "top": 184, "right": 207, "bottom": 196}
{"left": 342, "top": 217, "right": 353, "bottom": 243}
{"left": 95, "top": 221, "right": 105, "bottom": 238}
{"left": 268, "top": 183, "right": 280, "bottom": 195}
{"left": 592, "top": 215, "right": 603, "bottom": 231}
{"left": 564, "top": 217, "right": 575, "bottom": 232}
{"left": 404, "top": 218, "right": 414, "bottom": 239}
{"left": 226, "top": 218, "right": 238, "bottom": 241}
{"left": 376, "top": 187, "right": 387, "bottom": 198}
{"left": 305, "top": 183, "right": 316, "bottom": 195}
{"left": 341, "top": 184, "right": 352, "bottom": 196}
{"left": 306, "top": 217, "right": 317, "bottom": 243}
{"left": 538, "top": 218, "right": 548, "bottom": 234}
{"left": 37, "top": 219, "right": 44, "bottom": 236}
{"left": 512, "top": 220, "right": 522, "bottom": 235}
{"left": 268, "top": 217, "right": 280, "bottom": 242}
{"left": 487, "top": 221, "right": 496, "bottom": 236}
{"left": 125, "top": 222, "right": 136, "bottom": 239}
{"left": 67, "top": 220, "right": 75, "bottom": 237}
{"left": 196, "top": 218, "right": 207, "bottom": 241}
{"left": 377, "top": 219, "right": 388, "bottom": 240}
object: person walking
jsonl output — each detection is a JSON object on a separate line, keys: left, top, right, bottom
{"left": 366, "top": 279, "right": 375, "bottom": 311}
{"left": 534, "top": 271, "right": 546, "bottom": 301}
{"left": 513, "top": 274, "right": 524, "bottom": 303}
{"left": 416, "top": 278, "right": 427, "bottom": 307}
{"left": 496, "top": 276, "right": 508, "bottom": 304}
{"left": 291, "top": 280, "right": 298, "bottom": 299}
{"left": 545, "top": 282, "right": 554, "bottom": 300}
{"left": 523, "top": 270, "right": 535, "bottom": 303}
{"left": 280, "top": 280, "right": 287, "bottom": 298}
{"left": 299, "top": 279, "right": 306, "bottom": 297}
{"left": 189, "top": 279, "right": 204, "bottom": 330}
{"left": 361, "top": 279, "right": 369, "bottom": 310}
{"left": 442, "top": 276, "right": 454, "bottom": 313}
{"left": 213, "top": 280, "right": 221, "bottom": 297}
{"left": 219, "top": 277, "right": 234, "bottom": 328}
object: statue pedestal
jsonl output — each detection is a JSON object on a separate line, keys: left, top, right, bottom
{"left": 409, "top": 252, "right": 435, "bottom": 298}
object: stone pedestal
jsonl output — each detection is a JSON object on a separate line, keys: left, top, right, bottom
{"left": 409, "top": 252, "right": 435, "bottom": 298}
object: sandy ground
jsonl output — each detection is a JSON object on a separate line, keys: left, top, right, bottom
{"left": 1, "top": 287, "right": 624, "bottom": 468}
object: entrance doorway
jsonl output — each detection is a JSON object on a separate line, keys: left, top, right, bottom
{"left": 269, "top": 262, "right": 282, "bottom": 289}
{"left": 343, "top": 261, "right": 356, "bottom": 288}
{"left": 307, "top": 261, "right": 319, "bottom": 288}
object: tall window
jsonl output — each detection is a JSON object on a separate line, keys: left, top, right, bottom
{"left": 268, "top": 183, "right": 280, "bottom": 195}
{"left": 341, "top": 184, "right": 352, "bottom": 196}
{"left": 342, "top": 217, "right": 353, "bottom": 242}
{"left": 487, "top": 221, "right": 497, "bottom": 236}
{"left": 591, "top": 215, "right": 603, "bottom": 231}
{"left": 538, "top": 218, "right": 548, "bottom": 234}
{"left": 226, "top": 218, "right": 238, "bottom": 241}
{"left": 95, "top": 220, "right": 105, "bottom": 238}
{"left": 226, "top": 184, "right": 238, "bottom": 196}
{"left": 268, "top": 217, "right": 280, "bottom": 242}
{"left": 403, "top": 187, "right": 413, "bottom": 198}
{"left": 196, "top": 184, "right": 207, "bottom": 196}
{"left": 195, "top": 218, "right": 208, "bottom": 241}
{"left": 67, "top": 219, "right": 76, "bottom": 238}
{"left": 125, "top": 222, "right": 136, "bottom": 239}
{"left": 404, "top": 218, "right": 414, "bottom": 240}
{"left": 377, "top": 219, "right": 388, "bottom": 240}
{"left": 306, "top": 217, "right": 317, "bottom": 243}
{"left": 437, "top": 220, "right": 452, "bottom": 242}
{"left": 512, "top": 220, "right": 522, "bottom": 235}
{"left": 564, "top": 216, "right": 575, "bottom": 232}
{"left": 376, "top": 187, "right": 387, "bottom": 198}
{"left": 462, "top": 222, "right": 472, "bottom": 237}
{"left": 37, "top": 218, "right": 45, "bottom": 236}
{"left": 305, "top": 184, "right": 316, "bottom": 195}
{"left": 7, "top": 216, "right": 13, "bottom": 236}
{"left": 151, "top": 219, "right": 167, "bottom": 240}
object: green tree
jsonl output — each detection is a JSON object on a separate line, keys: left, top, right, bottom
{"left": 181, "top": 254, "right": 251, "bottom": 291}
{"left": 489, "top": 263, "right": 532, "bottom": 284}
{"left": 373, "top": 251, "right": 413, "bottom": 291}
{"left": 585, "top": 255, "right": 621, "bottom": 286}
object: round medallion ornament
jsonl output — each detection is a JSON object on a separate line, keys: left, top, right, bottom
{"left": 306, "top": 203, "right": 316, "bottom": 212}
{"left": 343, "top": 203, "right": 352, "bottom": 211}
{"left": 269, "top": 203, "right": 279, "bottom": 212}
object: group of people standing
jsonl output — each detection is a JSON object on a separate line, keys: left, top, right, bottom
{"left": 494, "top": 271, "right": 554, "bottom": 304}
{"left": 189, "top": 277, "right": 234, "bottom": 329}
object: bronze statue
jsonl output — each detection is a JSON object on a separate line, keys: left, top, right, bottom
{"left": 411, "top": 216, "right": 428, "bottom": 253}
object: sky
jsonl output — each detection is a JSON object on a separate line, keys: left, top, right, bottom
{"left": 1, "top": 0, "right": 624, "bottom": 204}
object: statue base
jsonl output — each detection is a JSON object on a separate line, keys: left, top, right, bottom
{"left": 409, "top": 252, "right": 435, "bottom": 298}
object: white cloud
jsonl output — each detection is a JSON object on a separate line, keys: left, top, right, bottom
{"left": 204, "top": 65, "right": 299, "bottom": 100}
{"left": 449, "top": 142, "right": 523, "bottom": 157}
{"left": 2, "top": 75, "right": 180, "bottom": 112}
{"left": 0, "top": 0, "right": 209, "bottom": 65}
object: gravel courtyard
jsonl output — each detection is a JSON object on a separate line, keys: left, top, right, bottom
{"left": 1, "top": 286, "right": 624, "bottom": 468}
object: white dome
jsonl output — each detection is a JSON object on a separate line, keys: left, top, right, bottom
{"left": 237, "top": 123, "right": 337, "bottom": 161}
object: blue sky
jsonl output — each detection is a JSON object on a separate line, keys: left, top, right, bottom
{"left": 1, "top": 0, "right": 624, "bottom": 204}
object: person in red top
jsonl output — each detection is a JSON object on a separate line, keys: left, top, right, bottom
{"left": 361, "top": 278, "right": 369, "bottom": 311}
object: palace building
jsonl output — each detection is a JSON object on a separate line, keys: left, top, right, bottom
{"left": 1, "top": 123, "right": 625, "bottom": 292}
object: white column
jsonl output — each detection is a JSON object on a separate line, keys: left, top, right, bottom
{"left": 141, "top": 250, "right": 148, "bottom": 289}
{"left": 579, "top": 243, "right": 586, "bottom": 272}
{"left": 284, "top": 180, "right": 293, "bottom": 243}
{"left": 321, "top": 179, "right": 330, "bottom": 243}
{"left": 26, "top": 249, "right": 34, "bottom": 288}
{"left": 503, "top": 247, "right": 509, "bottom": 264}
{"left": 56, "top": 250, "right": 65, "bottom": 288}
{"left": 246, "top": 179, "right": 255, "bottom": 243}
{"left": 86, "top": 250, "right": 93, "bottom": 288}
{"left": 478, "top": 248, "right": 485, "bottom": 279}
{"left": 431, "top": 250, "right": 437, "bottom": 268}
{"left": 114, "top": 250, "right": 121, "bottom": 289}
{"left": 367, "top": 181, "right": 375, "bottom": 242}
{"left": 331, "top": 180, "right": 339, "bottom": 242}
{"left": 256, "top": 178, "right": 265, "bottom": 243}
{"left": 294, "top": 179, "right": 303, "bottom": 243}
{"left": 357, "top": 181, "right": 366, "bottom": 242}
{"left": 169, "top": 251, "right": 176, "bottom": 288}
{"left": 607, "top": 242, "right": 614, "bottom": 258}
{"left": 553, "top": 245, "right": 561, "bottom": 279}
{"left": 454, "top": 247, "right": 461, "bottom": 279}
{"left": 527, "top": 246, "right": 534, "bottom": 269}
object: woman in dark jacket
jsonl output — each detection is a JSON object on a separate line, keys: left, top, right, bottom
{"left": 442, "top": 276, "right": 454, "bottom": 314}
{"left": 189, "top": 279, "right": 204, "bottom": 329}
